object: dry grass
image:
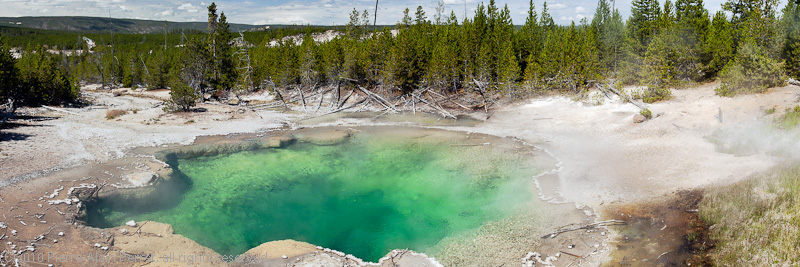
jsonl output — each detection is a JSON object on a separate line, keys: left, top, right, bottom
{"left": 777, "top": 106, "right": 800, "bottom": 130}
{"left": 105, "top": 109, "right": 128, "bottom": 120}
{"left": 700, "top": 164, "right": 800, "bottom": 266}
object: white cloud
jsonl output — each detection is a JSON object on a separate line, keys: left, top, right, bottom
{"left": 252, "top": 19, "right": 267, "bottom": 25}
{"left": 550, "top": 3, "right": 567, "bottom": 10}
{"left": 178, "top": 3, "right": 199, "bottom": 13}
{"left": 443, "top": 0, "right": 476, "bottom": 4}
{"left": 39, "top": 8, "right": 50, "bottom": 13}
{"left": 119, "top": 5, "right": 130, "bottom": 12}
{"left": 575, "top": 6, "right": 586, "bottom": 13}
{"left": 576, "top": 14, "right": 585, "bottom": 20}
{"left": 158, "top": 9, "right": 172, "bottom": 16}
{"left": 268, "top": 15, "right": 311, "bottom": 25}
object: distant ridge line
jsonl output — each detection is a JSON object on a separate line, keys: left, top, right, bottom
{"left": 0, "top": 16, "right": 274, "bottom": 34}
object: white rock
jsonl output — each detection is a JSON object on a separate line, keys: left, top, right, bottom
{"left": 281, "top": 255, "right": 288, "bottom": 259}
{"left": 53, "top": 240, "right": 57, "bottom": 243}
{"left": 119, "top": 229, "right": 128, "bottom": 234}
{"left": 126, "top": 220, "right": 137, "bottom": 227}
{"left": 94, "top": 243, "right": 101, "bottom": 247}
{"left": 58, "top": 232, "right": 64, "bottom": 236}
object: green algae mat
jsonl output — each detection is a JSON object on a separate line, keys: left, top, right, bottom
{"left": 87, "top": 128, "right": 540, "bottom": 261}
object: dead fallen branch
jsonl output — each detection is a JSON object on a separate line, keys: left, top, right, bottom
{"left": 42, "top": 106, "right": 82, "bottom": 116}
{"left": 301, "top": 97, "right": 368, "bottom": 120}
{"left": 415, "top": 91, "right": 456, "bottom": 119}
{"left": 357, "top": 86, "right": 397, "bottom": 113}
{"left": 541, "top": 220, "right": 626, "bottom": 239}
{"left": 593, "top": 81, "right": 647, "bottom": 110}
{"left": 560, "top": 251, "right": 582, "bottom": 259}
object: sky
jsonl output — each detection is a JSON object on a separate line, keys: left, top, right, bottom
{"left": 0, "top": 0, "right": 739, "bottom": 26}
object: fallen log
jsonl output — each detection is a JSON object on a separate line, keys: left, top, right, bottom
{"left": 42, "top": 106, "right": 82, "bottom": 116}
{"left": 357, "top": 86, "right": 397, "bottom": 113}
{"left": 303, "top": 97, "right": 367, "bottom": 120}
{"left": 541, "top": 220, "right": 626, "bottom": 239}
{"left": 416, "top": 91, "right": 457, "bottom": 119}
{"left": 248, "top": 101, "right": 285, "bottom": 108}
{"left": 337, "top": 89, "right": 355, "bottom": 110}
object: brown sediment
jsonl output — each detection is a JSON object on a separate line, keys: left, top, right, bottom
{"left": 602, "top": 190, "right": 714, "bottom": 267}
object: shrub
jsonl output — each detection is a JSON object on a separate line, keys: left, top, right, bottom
{"left": 639, "top": 108, "right": 653, "bottom": 119}
{"left": 105, "top": 109, "right": 127, "bottom": 120}
{"left": 716, "top": 42, "right": 786, "bottom": 97}
{"left": 164, "top": 81, "right": 198, "bottom": 112}
{"left": 635, "top": 85, "right": 672, "bottom": 103}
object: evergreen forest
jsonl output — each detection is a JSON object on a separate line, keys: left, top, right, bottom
{"left": 2, "top": 0, "right": 800, "bottom": 111}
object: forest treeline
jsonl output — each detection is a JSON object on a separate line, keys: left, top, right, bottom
{"left": 2, "top": 0, "right": 800, "bottom": 111}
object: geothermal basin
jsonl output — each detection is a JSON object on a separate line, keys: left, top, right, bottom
{"left": 82, "top": 126, "right": 600, "bottom": 265}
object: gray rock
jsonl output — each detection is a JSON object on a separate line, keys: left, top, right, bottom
{"left": 633, "top": 114, "right": 647, "bottom": 123}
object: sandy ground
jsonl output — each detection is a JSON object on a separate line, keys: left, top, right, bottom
{"left": 0, "top": 88, "right": 292, "bottom": 186}
{"left": 1, "top": 82, "right": 799, "bottom": 266}
{"left": 464, "top": 82, "right": 799, "bottom": 207}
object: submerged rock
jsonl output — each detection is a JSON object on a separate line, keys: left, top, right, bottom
{"left": 124, "top": 171, "right": 157, "bottom": 187}
{"left": 298, "top": 130, "right": 351, "bottom": 146}
{"left": 264, "top": 135, "right": 296, "bottom": 148}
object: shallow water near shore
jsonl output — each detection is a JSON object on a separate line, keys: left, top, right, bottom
{"left": 87, "top": 128, "right": 545, "bottom": 261}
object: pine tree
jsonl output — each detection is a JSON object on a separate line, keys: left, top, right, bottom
{"left": 723, "top": 0, "right": 780, "bottom": 53}
{"left": 659, "top": 0, "right": 675, "bottom": 29}
{"left": 706, "top": 11, "right": 735, "bottom": 76}
{"left": 144, "top": 49, "right": 170, "bottom": 90}
{"left": 540, "top": 2, "right": 555, "bottom": 30}
{"left": 0, "top": 35, "right": 20, "bottom": 104}
{"left": 390, "top": 8, "right": 420, "bottom": 93}
{"left": 675, "top": 0, "right": 710, "bottom": 43}
{"left": 782, "top": 0, "right": 800, "bottom": 78}
{"left": 592, "top": 0, "right": 625, "bottom": 73}
{"left": 497, "top": 36, "right": 519, "bottom": 93}
{"left": 299, "top": 32, "right": 318, "bottom": 87}
{"left": 628, "top": 0, "right": 662, "bottom": 55}
{"left": 517, "top": 0, "right": 539, "bottom": 75}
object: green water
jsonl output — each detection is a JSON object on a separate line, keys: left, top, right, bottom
{"left": 89, "top": 131, "right": 535, "bottom": 261}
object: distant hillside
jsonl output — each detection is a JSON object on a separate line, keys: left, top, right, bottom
{"left": 0, "top": 16, "right": 269, "bottom": 34}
